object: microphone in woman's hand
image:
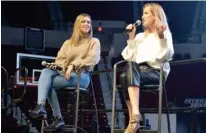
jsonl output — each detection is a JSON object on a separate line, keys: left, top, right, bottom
{"left": 123, "top": 20, "right": 141, "bottom": 34}
{"left": 41, "top": 61, "right": 63, "bottom": 71}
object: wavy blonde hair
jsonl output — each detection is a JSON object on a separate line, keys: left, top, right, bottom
{"left": 143, "top": 3, "right": 170, "bottom": 33}
{"left": 70, "top": 13, "right": 93, "bottom": 46}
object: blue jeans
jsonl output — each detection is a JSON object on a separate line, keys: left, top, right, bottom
{"left": 37, "top": 68, "right": 90, "bottom": 117}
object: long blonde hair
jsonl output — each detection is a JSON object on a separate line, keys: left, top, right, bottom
{"left": 70, "top": 13, "right": 93, "bottom": 46}
{"left": 143, "top": 3, "right": 170, "bottom": 34}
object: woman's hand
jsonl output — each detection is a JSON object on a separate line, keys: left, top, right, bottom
{"left": 126, "top": 23, "right": 136, "bottom": 40}
{"left": 46, "top": 63, "right": 57, "bottom": 70}
{"left": 65, "top": 65, "right": 74, "bottom": 80}
{"left": 156, "top": 19, "right": 166, "bottom": 39}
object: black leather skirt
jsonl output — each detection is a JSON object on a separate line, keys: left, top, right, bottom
{"left": 119, "top": 62, "right": 160, "bottom": 100}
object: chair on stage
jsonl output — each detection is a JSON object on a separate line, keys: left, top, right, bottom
{"left": 40, "top": 71, "right": 99, "bottom": 133}
{"left": 111, "top": 60, "right": 171, "bottom": 133}
{"left": 111, "top": 58, "right": 206, "bottom": 133}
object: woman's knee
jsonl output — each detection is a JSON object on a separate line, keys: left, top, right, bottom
{"left": 41, "top": 68, "right": 52, "bottom": 73}
{"left": 69, "top": 72, "right": 90, "bottom": 88}
{"left": 40, "top": 68, "right": 58, "bottom": 79}
{"left": 120, "top": 72, "right": 127, "bottom": 90}
{"left": 128, "top": 85, "right": 139, "bottom": 90}
{"left": 80, "top": 74, "right": 91, "bottom": 88}
{"left": 120, "top": 72, "right": 126, "bottom": 81}
{"left": 41, "top": 68, "right": 54, "bottom": 75}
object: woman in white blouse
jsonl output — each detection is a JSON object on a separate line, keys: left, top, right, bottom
{"left": 120, "top": 3, "right": 174, "bottom": 133}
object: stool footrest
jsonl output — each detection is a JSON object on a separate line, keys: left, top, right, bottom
{"left": 61, "top": 125, "right": 88, "bottom": 133}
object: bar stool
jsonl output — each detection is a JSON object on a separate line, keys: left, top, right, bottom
{"left": 41, "top": 71, "right": 99, "bottom": 133}
{"left": 111, "top": 60, "right": 171, "bottom": 133}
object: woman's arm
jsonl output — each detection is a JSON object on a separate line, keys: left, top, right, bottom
{"left": 156, "top": 31, "right": 174, "bottom": 62}
{"left": 121, "top": 33, "right": 143, "bottom": 61}
{"left": 55, "top": 40, "right": 69, "bottom": 72}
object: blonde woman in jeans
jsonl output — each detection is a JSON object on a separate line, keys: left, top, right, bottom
{"left": 29, "top": 13, "right": 101, "bottom": 131}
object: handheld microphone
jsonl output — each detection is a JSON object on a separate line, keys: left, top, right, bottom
{"left": 41, "top": 61, "right": 63, "bottom": 71}
{"left": 123, "top": 20, "right": 141, "bottom": 34}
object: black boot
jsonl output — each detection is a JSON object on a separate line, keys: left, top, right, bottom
{"left": 44, "top": 117, "right": 65, "bottom": 132}
{"left": 29, "top": 104, "right": 47, "bottom": 119}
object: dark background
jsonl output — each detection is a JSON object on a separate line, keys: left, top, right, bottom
{"left": 2, "top": 1, "right": 198, "bottom": 34}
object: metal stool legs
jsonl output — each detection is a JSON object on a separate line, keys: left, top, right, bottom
{"left": 111, "top": 61, "right": 170, "bottom": 133}
{"left": 164, "top": 87, "right": 171, "bottom": 133}
{"left": 41, "top": 120, "right": 49, "bottom": 133}
{"left": 90, "top": 77, "right": 100, "bottom": 133}
{"left": 158, "top": 63, "right": 164, "bottom": 133}
{"left": 158, "top": 63, "right": 171, "bottom": 133}
{"left": 40, "top": 72, "right": 81, "bottom": 133}
{"left": 74, "top": 72, "right": 81, "bottom": 133}
{"left": 111, "top": 60, "right": 127, "bottom": 133}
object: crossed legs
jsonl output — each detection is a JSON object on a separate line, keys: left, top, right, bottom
{"left": 124, "top": 86, "right": 141, "bottom": 133}
{"left": 119, "top": 62, "right": 160, "bottom": 133}
{"left": 120, "top": 62, "right": 142, "bottom": 133}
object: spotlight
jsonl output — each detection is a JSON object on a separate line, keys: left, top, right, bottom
{"left": 98, "top": 22, "right": 102, "bottom": 32}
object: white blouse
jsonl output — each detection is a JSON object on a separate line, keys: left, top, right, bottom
{"left": 121, "top": 31, "right": 174, "bottom": 78}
